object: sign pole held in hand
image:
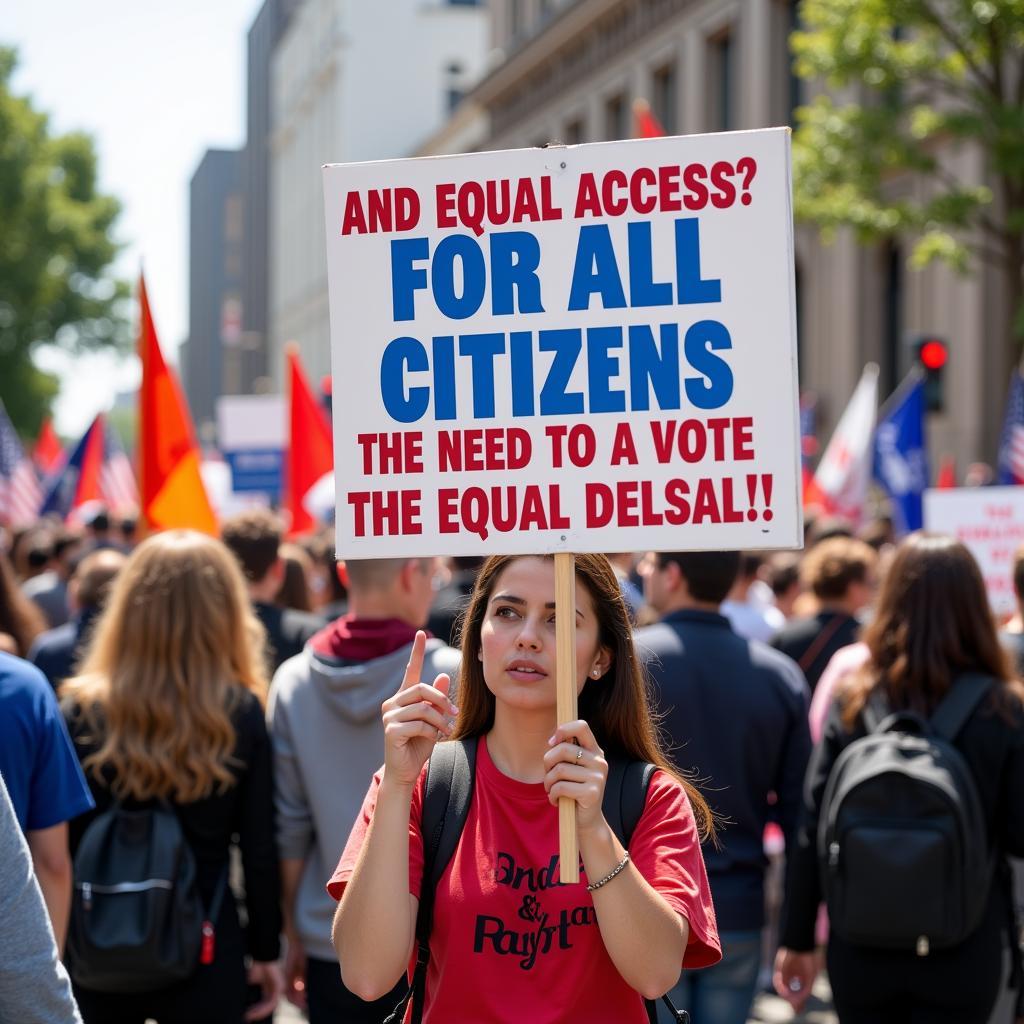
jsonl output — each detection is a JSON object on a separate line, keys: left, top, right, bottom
{"left": 554, "top": 551, "right": 579, "bottom": 883}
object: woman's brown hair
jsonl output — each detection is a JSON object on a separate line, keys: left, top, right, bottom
{"left": 840, "top": 532, "right": 1021, "bottom": 728}
{"left": 452, "top": 553, "right": 715, "bottom": 841}
{"left": 0, "top": 549, "right": 47, "bottom": 656}
{"left": 62, "top": 530, "right": 269, "bottom": 802}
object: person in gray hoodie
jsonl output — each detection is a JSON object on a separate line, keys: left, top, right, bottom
{"left": 268, "top": 555, "right": 460, "bottom": 1024}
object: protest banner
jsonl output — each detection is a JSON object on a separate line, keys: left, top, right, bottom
{"left": 923, "top": 486, "right": 1024, "bottom": 616}
{"left": 323, "top": 128, "right": 801, "bottom": 878}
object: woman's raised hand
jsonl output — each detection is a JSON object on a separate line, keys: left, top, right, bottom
{"left": 381, "top": 630, "right": 456, "bottom": 788}
{"left": 543, "top": 719, "right": 609, "bottom": 833}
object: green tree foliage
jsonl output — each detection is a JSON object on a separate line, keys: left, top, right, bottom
{"left": 0, "top": 46, "right": 128, "bottom": 438}
{"left": 791, "top": 0, "right": 1024, "bottom": 365}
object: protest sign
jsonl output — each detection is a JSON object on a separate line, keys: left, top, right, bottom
{"left": 322, "top": 128, "right": 802, "bottom": 560}
{"left": 324, "top": 129, "right": 802, "bottom": 877}
{"left": 923, "top": 486, "right": 1024, "bottom": 616}
{"left": 217, "top": 395, "right": 286, "bottom": 497}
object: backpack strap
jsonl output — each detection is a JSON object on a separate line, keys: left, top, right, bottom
{"left": 605, "top": 761, "right": 690, "bottom": 1024}
{"left": 385, "top": 739, "right": 477, "bottom": 1024}
{"left": 929, "top": 672, "right": 993, "bottom": 741}
{"left": 862, "top": 688, "right": 890, "bottom": 733}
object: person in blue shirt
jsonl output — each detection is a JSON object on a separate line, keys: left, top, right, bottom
{"left": 0, "top": 652, "right": 95, "bottom": 954}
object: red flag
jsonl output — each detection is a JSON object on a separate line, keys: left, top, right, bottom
{"left": 632, "top": 98, "right": 665, "bottom": 139}
{"left": 33, "top": 417, "right": 64, "bottom": 475}
{"left": 286, "top": 344, "right": 333, "bottom": 537}
{"left": 936, "top": 454, "right": 957, "bottom": 489}
{"left": 137, "top": 274, "right": 217, "bottom": 535}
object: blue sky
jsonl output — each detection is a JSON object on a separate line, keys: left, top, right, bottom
{"left": 6, "top": 0, "right": 260, "bottom": 436}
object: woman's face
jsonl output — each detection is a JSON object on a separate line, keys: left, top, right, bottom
{"left": 478, "top": 557, "right": 611, "bottom": 713}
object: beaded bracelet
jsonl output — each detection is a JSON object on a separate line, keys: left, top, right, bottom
{"left": 586, "top": 851, "right": 630, "bottom": 892}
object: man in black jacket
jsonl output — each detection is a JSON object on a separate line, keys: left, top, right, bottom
{"left": 221, "top": 510, "right": 325, "bottom": 672}
{"left": 770, "top": 536, "right": 876, "bottom": 693}
{"left": 637, "top": 550, "right": 811, "bottom": 1024}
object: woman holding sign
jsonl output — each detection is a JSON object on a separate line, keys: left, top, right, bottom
{"left": 329, "top": 553, "right": 720, "bottom": 1023}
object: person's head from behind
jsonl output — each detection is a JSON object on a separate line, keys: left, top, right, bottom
{"left": 343, "top": 556, "right": 441, "bottom": 628}
{"left": 799, "top": 536, "right": 877, "bottom": 615}
{"left": 63, "top": 530, "right": 268, "bottom": 802}
{"left": 69, "top": 548, "right": 127, "bottom": 615}
{"left": 453, "top": 553, "right": 713, "bottom": 837}
{"left": 767, "top": 553, "right": 802, "bottom": 619}
{"left": 276, "top": 542, "right": 315, "bottom": 612}
{"left": 0, "top": 548, "right": 47, "bottom": 656}
{"left": 1013, "top": 544, "right": 1024, "bottom": 617}
{"left": 846, "top": 533, "right": 1011, "bottom": 722}
{"left": 221, "top": 508, "right": 284, "bottom": 602}
{"left": 638, "top": 550, "right": 741, "bottom": 616}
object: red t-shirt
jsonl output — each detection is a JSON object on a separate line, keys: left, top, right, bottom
{"left": 328, "top": 736, "right": 720, "bottom": 1023}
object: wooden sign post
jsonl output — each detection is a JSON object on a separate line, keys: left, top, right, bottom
{"left": 554, "top": 551, "right": 579, "bottom": 883}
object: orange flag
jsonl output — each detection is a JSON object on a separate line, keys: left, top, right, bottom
{"left": 33, "top": 417, "right": 64, "bottom": 474}
{"left": 286, "top": 343, "right": 334, "bottom": 537}
{"left": 632, "top": 98, "right": 666, "bottom": 138}
{"left": 137, "top": 274, "right": 217, "bottom": 535}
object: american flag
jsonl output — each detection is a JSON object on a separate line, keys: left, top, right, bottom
{"left": 100, "top": 417, "right": 138, "bottom": 512}
{"left": 0, "top": 401, "right": 43, "bottom": 527}
{"left": 997, "top": 369, "right": 1024, "bottom": 485}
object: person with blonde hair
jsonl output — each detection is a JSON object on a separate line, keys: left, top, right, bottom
{"left": 61, "top": 530, "right": 283, "bottom": 1023}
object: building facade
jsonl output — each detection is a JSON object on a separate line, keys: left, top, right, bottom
{"left": 239, "top": 0, "right": 302, "bottom": 398}
{"left": 420, "top": 0, "right": 1005, "bottom": 472}
{"left": 267, "top": 0, "right": 490, "bottom": 389}
{"left": 181, "top": 148, "right": 245, "bottom": 444}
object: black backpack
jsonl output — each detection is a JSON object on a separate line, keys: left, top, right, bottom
{"left": 818, "top": 672, "right": 995, "bottom": 955}
{"left": 67, "top": 801, "right": 227, "bottom": 993}
{"left": 384, "top": 738, "right": 690, "bottom": 1024}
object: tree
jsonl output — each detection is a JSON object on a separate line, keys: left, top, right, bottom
{"left": 791, "top": 0, "right": 1024, "bottom": 382}
{"left": 0, "top": 47, "right": 128, "bottom": 438}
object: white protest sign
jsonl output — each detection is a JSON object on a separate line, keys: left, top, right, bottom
{"left": 923, "top": 486, "right": 1024, "bottom": 615}
{"left": 323, "top": 129, "right": 802, "bottom": 559}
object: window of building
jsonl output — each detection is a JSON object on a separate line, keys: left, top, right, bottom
{"left": 883, "top": 241, "right": 904, "bottom": 395}
{"left": 605, "top": 93, "right": 626, "bottom": 141}
{"left": 564, "top": 118, "right": 584, "bottom": 144}
{"left": 509, "top": 0, "right": 524, "bottom": 40}
{"left": 707, "top": 29, "right": 734, "bottom": 131}
{"left": 652, "top": 62, "right": 677, "bottom": 135}
{"left": 447, "top": 0, "right": 482, "bottom": 6}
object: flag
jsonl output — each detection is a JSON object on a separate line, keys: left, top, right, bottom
{"left": 33, "top": 417, "right": 64, "bottom": 476}
{"left": 997, "top": 368, "right": 1024, "bottom": 485}
{"left": 810, "top": 364, "right": 879, "bottom": 523}
{"left": 0, "top": 400, "right": 42, "bottom": 527}
{"left": 286, "top": 344, "right": 333, "bottom": 537}
{"left": 632, "top": 98, "right": 665, "bottom": 138}
{"left": 40, "top": 414, "right": 138, "bottom": 521}
{"left": 873, "top": 372, "right": 929, "bottom": 535}
{"left": 936, "top": 454, "right": 956, "bottom": 489}
{"left": 799, "top": 393, "right": 819, "bottom": 505}
{"left": 138, "top": 274, "right": 217, "bottom": 534}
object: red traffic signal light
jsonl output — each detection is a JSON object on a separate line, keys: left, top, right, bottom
{"left": 918, "top": 338, "right": 948, "bottom": 371}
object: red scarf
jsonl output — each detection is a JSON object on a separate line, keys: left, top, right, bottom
{"left": 311, "top": 615, "right": 423, "bottom": 661}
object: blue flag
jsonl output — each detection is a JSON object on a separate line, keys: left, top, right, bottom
{"left": 873, "top": 373, "right": 929, "bottom": 535}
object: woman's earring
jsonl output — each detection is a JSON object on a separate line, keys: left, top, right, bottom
{"left": 592, "top": 668, "right": 601, "bottom": 678}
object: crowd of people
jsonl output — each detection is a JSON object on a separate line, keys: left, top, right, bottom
{"left": 1, "top": 505, "right": 1023, "bottom": 1024}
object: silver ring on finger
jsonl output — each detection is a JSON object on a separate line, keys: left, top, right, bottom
{"left": 575, "top": 747, "right": 584, "bottom": 762}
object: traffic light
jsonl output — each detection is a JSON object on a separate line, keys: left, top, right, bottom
{"left": 914, "top": 336, "right": 947, "bottom": 412}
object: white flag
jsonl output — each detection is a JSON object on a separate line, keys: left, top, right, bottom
{"left": 811, "top": 364, "right": 879, "bottom": 523}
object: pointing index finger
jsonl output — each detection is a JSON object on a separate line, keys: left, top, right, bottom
{"left": 400, "top": 630, "right": 427, "bottom": 691}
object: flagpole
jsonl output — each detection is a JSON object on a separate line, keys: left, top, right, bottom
{"left": 875, "top": 366, "right": 925, "bottom": 424}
